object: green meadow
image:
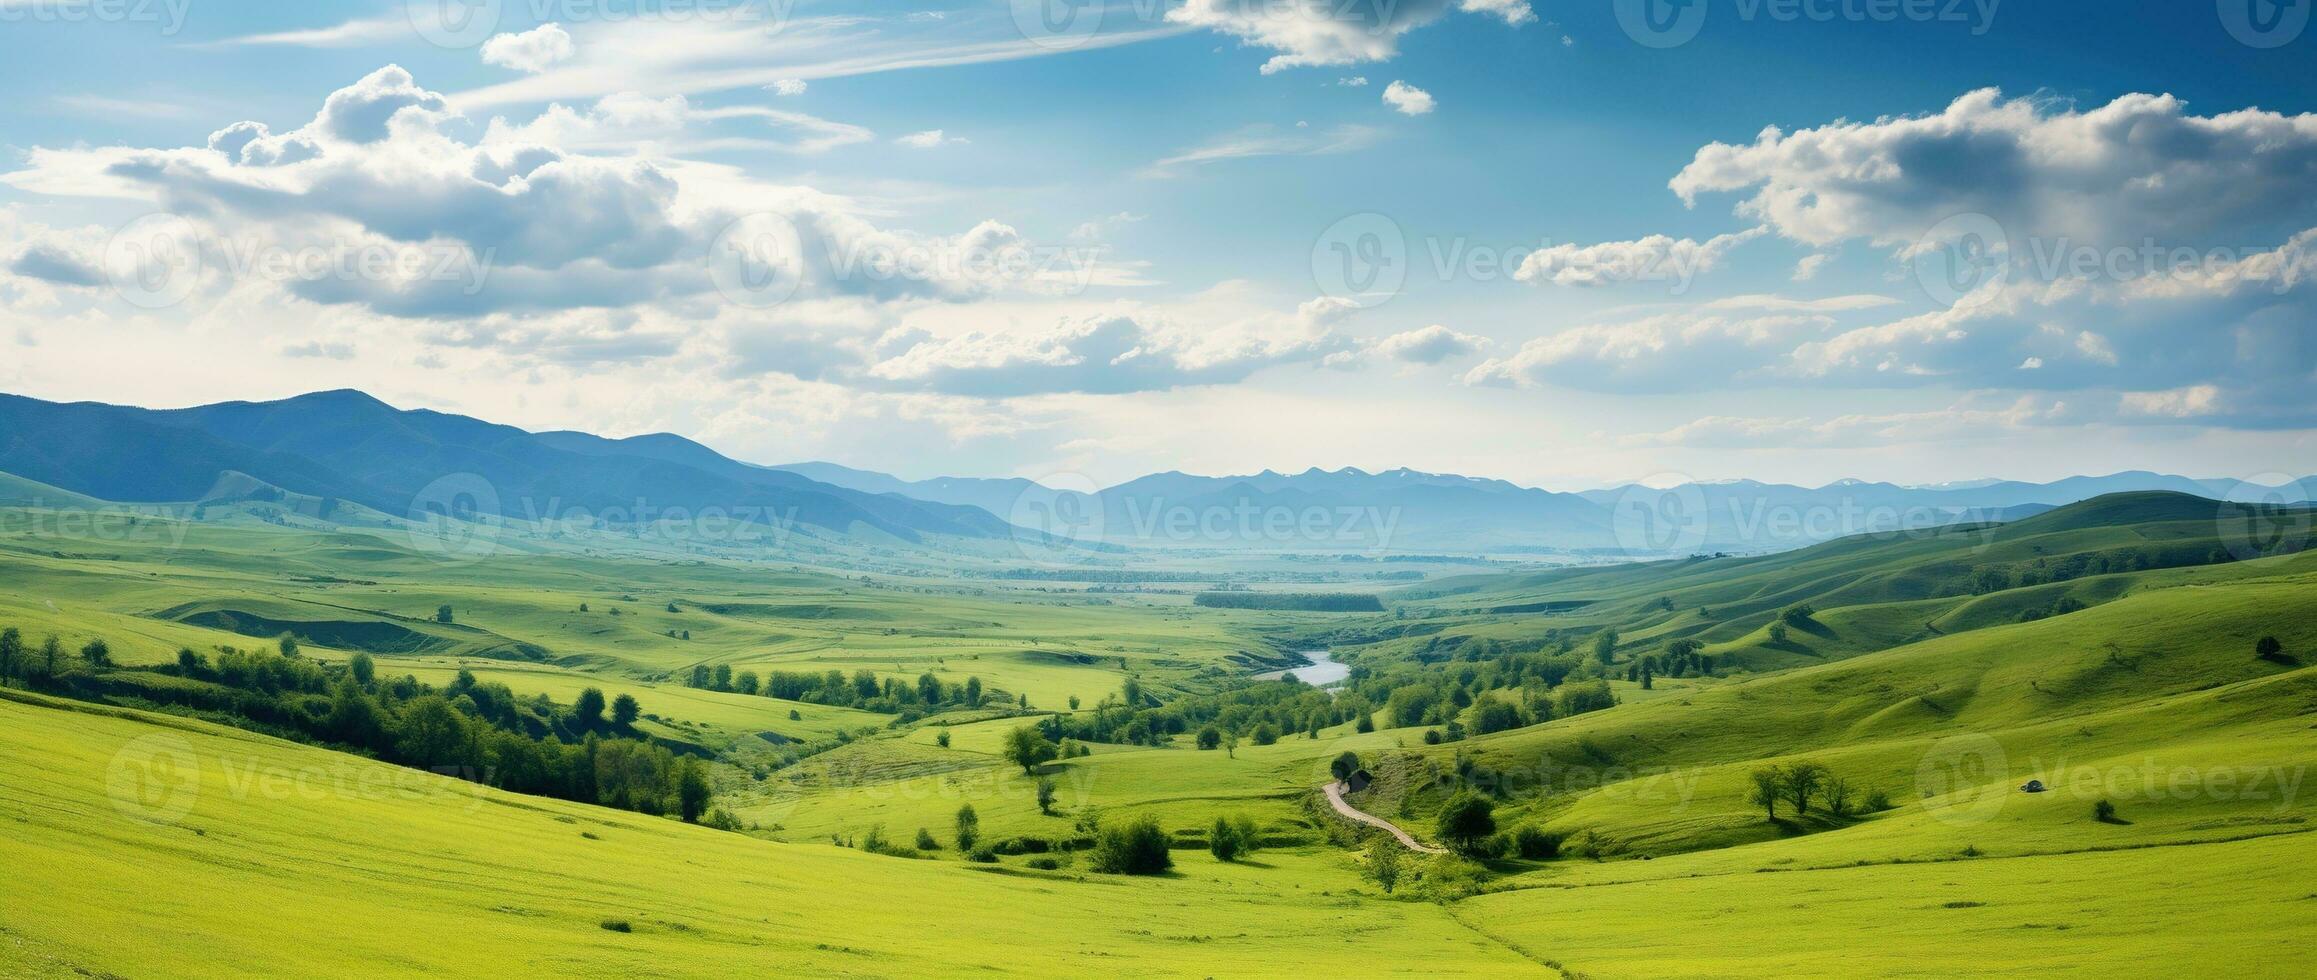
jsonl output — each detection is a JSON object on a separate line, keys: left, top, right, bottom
{"left": 3, "top": 492, "right": 2314, "bottom": 976}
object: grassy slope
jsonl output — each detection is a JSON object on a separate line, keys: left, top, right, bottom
{"left": 0, "top": 690, "right": 1541, "bottom": 978}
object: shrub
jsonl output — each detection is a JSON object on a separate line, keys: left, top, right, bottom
{"left": 2094, "top": 799, "right": 2120, "bottom": 823}
{"left": 1862, "top": 787, "right": 1893, "bottom": 813}
{"left": 915, "top": 827, "right": 939, "bottom": 850}
{"left": 966, "top": 845, "right": 999, "bottom": 863}
{"left": 1511, "top": 825, "right": 1565, "bottom": 860}
{"left": 1090, "top": 815, "right": 1172, "bottom": 875}
{"left": 600, "top": 920, "right": 631, "bottom": 933}
{"left": 954, "top": 804, "right": 980, "bottom": 852}
{"left": 1209, "top": 816, "right": 1244, "bottom": 862}
{"left": 1331, "top": 751, "right": 1363, "bottom": 782}
{"left": 1196, "top": 726, "right": 1222, "bottom": 750}
{"left": 936, "top": 730, "right": 952, "bottom": 748}
{"left": 1036, "top": 777, "right": 1058, "bottom": 815}
{"left": 1025, "top": 856, "right": 1063, "bottom": 870}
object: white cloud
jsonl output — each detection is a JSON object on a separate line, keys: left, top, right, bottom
{"left": 1514, "top": 227, "right": 1765, "bottom": 288}
{"left": 1671, "top": 88, "right": 2317, "bottom": 254}
{"left": 770, "top": 78, "right": 808, "bottom": 96}
{"left": 896, "top": 129, "right": 967, "bottom": 149}
{"left": 199, "top": 17, "right": 406, "bottom": 48}
{"left": 1167, "top": 0, "right": 1529, "bottom": 74}
{"left": 1337, "top": 76, "right": 1369, "bottom": 87}
{"left": 1376, "top": 324, "right": 1488, "bottom": 364}
{"left": 1791, "top": 253, "right": 1833, "bottom": 281}
{"left": 482, "top": 24, "right": 576, "bottom": 74}
{"left": 1381, "top": 80, "right": 1435, "bottom": 116}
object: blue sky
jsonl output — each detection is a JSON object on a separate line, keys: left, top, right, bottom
{"left": 2, "top": 0, "right": 2313, "bottom": 489}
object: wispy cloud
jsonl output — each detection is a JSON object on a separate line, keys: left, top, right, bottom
{"left": 1141, "top": 124, "right": 1381, "bottom": 178}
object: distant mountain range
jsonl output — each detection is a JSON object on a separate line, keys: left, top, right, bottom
{"left": 1, "top": 388, "right": 2303, "bottom": 556}
{"left": 775, "top": 463, "right": 2313, "bottom": 554}
{"left": 0, "top": 390, "right": 1011, "bottom": 542}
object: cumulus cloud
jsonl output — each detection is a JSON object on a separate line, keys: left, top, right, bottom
{"left": 482, "top": 24, "right": 576, "bottom": 73}
{"left": 1381, "top": 81, "right": 1434, "bottom": 116}
{"left": 851, "top": 302, "right": 1356, "bottom": 396}
{"left": 1375, "top": 324, "right": 1487, "bottom": 364}
{"left": 769, "top": 78, "right": 808, "bottom": 96}
{"left": 1671, "top": 88, "right": 2317, "bottom": 253}
{"left": 1514, "top": 227, "right": 1765, "bottom": 288}
{"left": 1168, "top": 0, "right": 1531, "bottom": 74}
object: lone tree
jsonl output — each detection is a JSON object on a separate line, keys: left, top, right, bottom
{"left": 2257, "top": 635, "right": 2284, "bottom": 660}
{"left": 954, "top": 804, "right": 981, "bottom": 852}
{"left": 1090, "top": 815, "right": 1171, "bottom": 874}
{"left": 1002, "top": 725, "right": 1058, "bottom": 773}
{"left": 1435, "top": 792, "right": 1497, "bottom": 856}
{"left": 435, "top": 604, "right": 454, "bottom": 624}
{"left": 1748, "top": 766, "right": 1785, "bottom": 820}
{"left": 1035, "top": 777, "right": 1058, "bottom": 815}
{"left": 611, "top": 693, "right": 641, "bottom": 728}
{"left": 1208, "top": 815, "right": 1244, "bottom": 862}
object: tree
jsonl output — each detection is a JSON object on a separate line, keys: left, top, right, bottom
{"left": 936, "top": 730, "right": 952, "bottom": 749}
{"left": 80, "top": 638, "right": 112, "bottom": 671}
{"left": 1783, "top": 762, "right": 1827, "bottom": 816}
{"left": 573, "top": 687, "right": 607, "bottom": 730}
{"left": 35, "top": 635, "right": 62, "bottom": 682}
{"left": 348, "top": 651, "right": 375, "bottom": 687}
{"left": 1208, "top": 815, "right": 1244, "bottom": 862}
{"left": 1781, "top": 603, "right": 1816, "bottom": 625}
{"left": 1824, "top": 775, "right": 1855, "bottom": 817}
{"left": 964, "top": 676, "right": 983, "bottom": 706}
{"left": 1748, "top": 766, "right": 1784, "bottom": 820}
{"left": 1592, "top": 628, "right": 1619, "bottom": 664}
{"left": 915, "top": 827, "right": 939, "bottom": 850}
{"left": 1121, "top": 677, "right": 1143, "bottom": 708}
{"left": 325, "top": 681, "right": 385, "bottom": 748}
{"left": 712, "top": 664, "right": 733, "bottom": 691}
{"left": 1330, "top": 751, "right": 1363, "bottom": 783}
{"left": 396, "top": 696, "right": 470, "bottom": 770}
{"left": 1002, "top": 725, "right": 1058, "bottom": 773}
{"left": 1036, "top": 777, "right": 1058, "bottom": 815}
{"left": 1089, "top": 815, "right": 1171, "bottom": 874}
{"left": 1251, "top": 722, "right": 1279, "bottom": 746}
{"left": 1435, "top": 792, "right": 1497, "bottom": 856}
{"left": 2257, "top": 635, "right": 2284, "bottom": 660}
{"left": 611, "top": 693, "right": 641, "bottom": 728}
{"left": 676, "top": 758, "right": 711, "bottom": 823}
{"left": 954, "top": 804, "right": 981, "bottom": 852}
{"left": 1196, "top": 725, "right": 1222, "bottom": 750}
{"left": 1766, "top": 622, "right": 1790, "bottom": 645}
{"left": 0, "top": 627, "right": 21, "bottom": 683}
{"left": 277, "top": 633, "right": 300, "bottom": 658}
{"left": 435, "top": 605, "right": 454, "bottom": 624}
{"left": 1068, "top": 695, "right": 1081, "bottom": 711}
{"left": 1364, "top": 838, "right": 1403, "bottom": 894}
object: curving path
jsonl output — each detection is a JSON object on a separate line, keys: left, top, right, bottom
{"left": 1324, "top": 780, "right": 1445, "bottom": 854}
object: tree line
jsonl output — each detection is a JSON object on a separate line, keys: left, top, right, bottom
{"left": 0, "top": 628, "right": 714, "bottom": 823}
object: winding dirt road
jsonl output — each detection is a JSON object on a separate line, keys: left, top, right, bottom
{"left": 1324, "top": 780, "right": 1445, "bottom": 854}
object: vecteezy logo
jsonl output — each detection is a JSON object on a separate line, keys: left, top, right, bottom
{"left": 106, "top": 734, "right": 201, "bottom": 825}
{"left": 1911, "top": 212, "right": 2010, "bottom": 310}
{"left": 1008, "top": 472, "right": 1104, "bottom": 563}
{"left": 1011, "top": 0, "right": 1105, "bottom": 50}
{"left": 103, "top": 213, "right": 207, "bottom": 310}
{"left": 1615, "top": 0, "right": 1708, "bottom": 48}
{"left": 407, "top": 0, "right": 505, "bottom": 49}
{"left": 1916, "top": 732, "right": 2009, "bottom": 826}
{"left": 1310, "top": 212, "right": 1407, "bottom": 308}
{"left": 1610, "top": 476, "right": 1709, "bottom": 556}
{"left": 2219, "top": 0, "right": 2309, "bottom": 47}
{"left": 2217, "top": 473, "right": 2314, "bottom": 562}
{"left": 405, "top": 473, "right": 502, "bottom": 563}
{"left": 708, "top": 213, "right": 807, "bottom": 309}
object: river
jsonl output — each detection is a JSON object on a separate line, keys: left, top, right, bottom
{"left": 1253, "top": 650, "right": 1350, "bottom": 687}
